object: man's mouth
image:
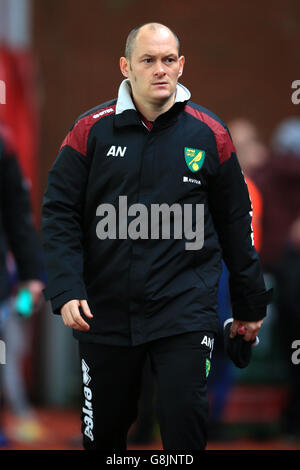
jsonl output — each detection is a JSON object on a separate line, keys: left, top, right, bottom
{"left": 152, "top": 82, "right": 168, "bottom": 86}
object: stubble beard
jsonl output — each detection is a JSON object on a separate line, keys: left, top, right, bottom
{"left": 129, "top": 64, "right": 176, "bottom": 110}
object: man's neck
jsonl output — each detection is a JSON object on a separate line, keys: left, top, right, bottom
{"left": 132, "top": 93, "right": 176, "bottom": 122}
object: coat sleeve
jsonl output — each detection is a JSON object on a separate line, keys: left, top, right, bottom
{"left": 1, "top": 150, "right": 42, "bottom": 281}
{"left": 208, "top": 130, "right": 272, "bottom": 322}
{"left": 42, "top": 140, "right": 91, "bottom": 315}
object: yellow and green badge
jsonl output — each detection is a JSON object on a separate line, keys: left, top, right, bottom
{"left": 205, "top": 358, "right": 211, "bottom": 378}
{"left": 184, "top": 147, "right": 205, "bottom": 173}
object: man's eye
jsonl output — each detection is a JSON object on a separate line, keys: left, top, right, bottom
{"left": 144, "top": 58, "right": 152, "bottom": 63}
{"left": 166, "top": 58, "right": 175, "bottom": 63}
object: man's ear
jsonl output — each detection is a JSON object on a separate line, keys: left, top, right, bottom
{"left": 178, "top": 55, "right": 185, "bottom": 78}
{"left": 120, "top": 57, "right": 129, "bottom": 78}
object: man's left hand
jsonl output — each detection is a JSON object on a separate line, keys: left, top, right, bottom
{"left": 230, "top": 319, "right": 264, "bottom": 342}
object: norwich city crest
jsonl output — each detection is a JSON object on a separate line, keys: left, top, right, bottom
{"left": 205, "top": 358, "right": 211, "bottom": 378}
{"left": 184, "top": 147, "right": 205, "bottom": 173}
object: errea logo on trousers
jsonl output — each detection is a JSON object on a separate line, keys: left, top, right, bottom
{"left": 106, "top": 145, "right": 127, "bottom": 157}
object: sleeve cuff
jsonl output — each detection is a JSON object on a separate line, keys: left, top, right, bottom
{"left": 43, "top": 284, "right": 88, "bottom": 315}
{"left": 232, "top": 288, "right": 273, "bottom": 321}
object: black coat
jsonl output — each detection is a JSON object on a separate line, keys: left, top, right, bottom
{"left": 42, "top": 81, "right": 271, "bottom": 346}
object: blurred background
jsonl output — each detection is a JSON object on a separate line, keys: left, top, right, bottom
{"left": 0, "top": 0, "right": 299, "bottom": 450}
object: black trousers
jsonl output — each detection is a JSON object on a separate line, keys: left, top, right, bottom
{"left": 78, "top": 330, "right": 214, "bottom": 451}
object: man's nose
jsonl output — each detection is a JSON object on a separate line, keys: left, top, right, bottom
{"left": 154, "top": 62, "right": 166, "bottom": 76}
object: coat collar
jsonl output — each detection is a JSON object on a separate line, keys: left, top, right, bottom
{"left": 114, "top": 79, "right": 191, "bottom": 129}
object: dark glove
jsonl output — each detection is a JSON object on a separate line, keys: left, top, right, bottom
{"left": 223, "top": 318, "right": 259, "bottom": 368}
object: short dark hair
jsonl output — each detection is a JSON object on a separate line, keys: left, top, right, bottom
{"left": 124, "top": 22, "right": 181, "bottom": 59}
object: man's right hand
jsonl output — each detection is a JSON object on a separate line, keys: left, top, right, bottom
{"left": 61, "top": 299, "right": 93, "bottom": 331}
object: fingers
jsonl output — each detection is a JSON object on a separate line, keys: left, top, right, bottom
{"left": 244, "top": 320, "right": 263, "bottom": 342}
{"left": 243, "top": 324, "right": 258, "bottom": 342}
{"left": 229, "top": 320, "right": 239, "bottom": 339}
{"left": 80, "top": 299, "right": 93, "bottom": 319}
{"left": 230, "top": 319, "right": 263, "bottom": 342}
{"left": 229, "top": 320, "right": 245, "bottom": 338}
{"left": 61, "top": 299, "right": 93, "bottom": 331}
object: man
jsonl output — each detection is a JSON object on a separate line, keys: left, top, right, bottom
{"left": 42, "top": 23, "right": 271, "bottom": 450}
{"left": 228, "top": 118, "right": 268, "bottom": 253}
{"left": 254, "top": 117, "right": 300, "bottom": 272}
{"left": 0, "top": 120, "right": 44, "bottom": 444}
{"left": 0, "top": 121, "right": 43, "bottom": 306}
{"left": 207, "top": 119, "right": 266, "bottom": 439}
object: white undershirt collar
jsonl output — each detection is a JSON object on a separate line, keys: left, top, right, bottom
{"left": 115, "top": 79, "right": 191, "bottom": 115}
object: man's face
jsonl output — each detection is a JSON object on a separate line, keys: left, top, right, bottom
{"left": 120, "top": 26, "right": 185, "bottom": 108}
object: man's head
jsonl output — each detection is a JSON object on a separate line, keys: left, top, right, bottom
{"left": 124, "top": 22, "right": 181, "bottom": 60}
{"left": 120, "top": 22, "right": 185, "bottom": 110}
{"left": 228, "top": 118, "right": 268, "bottom": 177}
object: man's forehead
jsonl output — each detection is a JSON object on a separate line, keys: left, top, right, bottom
{"left": 133, "top": 28, "right": 179, "bottom": 57}
{"left": 137, "top": 49, "right": 179, "bottom": 58}
{"left": 137, "top": 23, "right": 173, "bottom": 38}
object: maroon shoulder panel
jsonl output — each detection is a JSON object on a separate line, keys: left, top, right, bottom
{"left": 184, "top": 104, "right": 236, "bottom": 164}
{"left": 60, "top": 105, "right": 116, "bottom": 156}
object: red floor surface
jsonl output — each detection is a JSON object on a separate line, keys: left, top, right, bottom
{"left": 1, "top": 408, "right": 300, "bottom": 451}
